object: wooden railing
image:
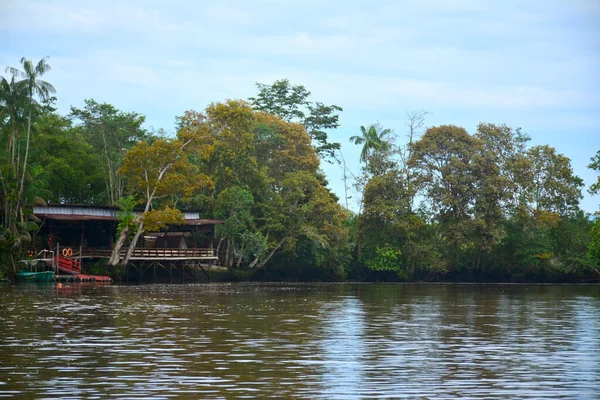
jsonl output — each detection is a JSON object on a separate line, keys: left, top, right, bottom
{"left": 122, "top": 248, "right": 216, "bottom": 258}
{"left": 26, "top": 247, "right": 217, "bottom": 259}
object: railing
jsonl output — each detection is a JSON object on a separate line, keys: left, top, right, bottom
{"left": 26, "top": 247, "right": 217, "bottom": 259}
{"left": 55, "top": 256, "right": 81, "bottom": 274}
{"left": 123, "top": 248, "right": 216, "bottom": 258}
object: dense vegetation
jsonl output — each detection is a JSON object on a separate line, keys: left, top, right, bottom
{"left": 1, "top": 58, "right": 599, "bottom": 282}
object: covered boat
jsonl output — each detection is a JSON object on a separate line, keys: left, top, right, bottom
{"left": 15, "top": 270, "right": 55, "bottom": 282}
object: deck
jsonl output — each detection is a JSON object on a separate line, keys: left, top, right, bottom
{"left": 28, "top": 247, "right": 218, "bottom": 261}
{"left": 24, "top": 247, "right": 221, "bottom": 283}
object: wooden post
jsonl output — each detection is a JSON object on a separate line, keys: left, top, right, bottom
{"left": 181, "top": 262, "right": 185, "bottom": 284}
{"left": 139, "top": 263, "right": 142, "bottom": 284}
{"left": 80, "top": 221, "right": 84, "bottom": 270}
{"left": 153, "top": 262, "right": 156, "bottom": 284}
{"left": 169, "top": 263, "right": 172, "bottom": 284}
{"left": 126, "top": 263, "right": 129, "bottom": 284}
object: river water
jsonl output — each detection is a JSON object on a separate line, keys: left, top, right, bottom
{"left": 0, "top": 283, "right": 599, "bottom": 399}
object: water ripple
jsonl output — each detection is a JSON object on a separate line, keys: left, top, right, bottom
{"left": 0, "top": 283, "right": 598, "bottom": 398}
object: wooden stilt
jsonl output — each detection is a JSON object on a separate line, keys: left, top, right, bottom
{"left": 153, "top": 262, "right": 156, "bottom": 284}
{"left": 126, "top": 263, "right": 129, "bottom": 284}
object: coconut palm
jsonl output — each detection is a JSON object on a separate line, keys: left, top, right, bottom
{"left": 349, "top": 124, "right": 392, "bottom": 164}
{"left": 0, "top": 74, "right": 28, "bottom": 233}
{"left": 6, "top": 57, "right": 56, "bottom": 203}
{"left": 0, "top": 75, "right": 27, "bottom": 160}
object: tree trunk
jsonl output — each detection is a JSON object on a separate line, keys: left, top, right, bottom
{"left": 15, "top": 108, "right": 32, "bottom": 221}
{"left": 108, "top": 225, "right": 129, "bottom": 266}
{"left": 122, "top": 221, "right": 144, "bottom": 266}
{"left": 248, "top": 256, "right": 259, "bottom": 269}
{"left": 225, "top": 237, "right": 231, "bottom": 267}
{"left": 215, "top": 236, "right": 226, "bottom": 264}
{"left": 455, "top": 241, "right": 460, "bottom": 271}
{"left": 257, "top": 237, "right": 287, "bottom": 270}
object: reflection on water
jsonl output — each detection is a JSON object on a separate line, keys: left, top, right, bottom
{"left": 0, "top": 283, "right": 599, "bottom": 398}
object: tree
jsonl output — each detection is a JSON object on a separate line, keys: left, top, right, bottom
{"left": 410, "top": 125, "right": 482, "bottom": 270}
{"left": 527, "top": 145, "right": 583, "bottom": 215}
{"left": 69, "top": 99, "right": 148, "bottom": 205}
{"left": 108, "top": 138, "right": 213, "bottom": 266}
{"left": 6, "top": 57, "right": 55, "bottom": 208}
{"left": 0, "top": 57, "right": 54, "bottom": 272}
{"left": 215, "top": 186, "right": 256, "bottom": 267}
{"left": 588, "top": 150, "right": 600, "bottom": 196}
{"left": 249, "top": 79, "right": 343, "bottom": 160}
{"left": 30, "top": 99, "right": 105, "bottom": 203}
{"left": 587, "top": 151, "right": 600, "bottom": 273}
{"left": 349, "top": 124, "right": 392, "bottom": 164}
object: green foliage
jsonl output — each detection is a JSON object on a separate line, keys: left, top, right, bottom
{"left": 142, "top": 207, "right": 185, "bottom": 232}
{"left": 0, "top": 56, "right": 55, "bottom": 272}
{"left": 365, "top": 245, "right": 407, "bottom": 279}
{"left": 249, "top": 79, "right": 342, "bottom": 161}
{"left": 527, "top": 145, "right": 584, "bottom": 215}
{"left": 366, "top": 245, "right": 401, "bottom": 271}
{"left": 588, "top": 219, "right": 600, "bottom": 268}
{"left": 349, "top": 124, "right": 392, "bottom": 165}
{"left": 69, "top": 99, "right": 148, "bottom": 205}
{"left": 0, "top": 60, "right": 594, "bottom": 282}
{"left": 116, "top": 196, "right": 137, "bottom": 239}
{"left": 589, "top": 151, "right": 600, "bottom": 195}
{"left": 31, "top": 99, "right": 106, "bottom": 203}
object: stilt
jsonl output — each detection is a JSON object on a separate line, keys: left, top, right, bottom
{"left": 139, "top": 263, "right": 142, "bottom": 284}
{"left": 153, "top": 262, "right": 156, "bottom": 284}
{"left": 169, "top": 263, "right": 173, "bottom": 284}
{"left": 126, "top": 263, "right": 129, "bottom": 284}
{"left": 181, "top": 262, "right": 185, "bottom": 284}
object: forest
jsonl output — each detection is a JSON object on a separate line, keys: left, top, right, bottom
{"left": 1, "top": 57, "right": 599, "bottom": 282}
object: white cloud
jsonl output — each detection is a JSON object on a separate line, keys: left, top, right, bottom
{"left": 1, "top": 0, "right": 598, "bottom": 212}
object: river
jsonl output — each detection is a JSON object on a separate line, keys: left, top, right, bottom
{"left": 0, "top": 283, "right": 599, "bottom": 399}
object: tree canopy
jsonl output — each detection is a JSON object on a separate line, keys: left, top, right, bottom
{"left": 0, "top": 56, "right": 597, "bottom": 282}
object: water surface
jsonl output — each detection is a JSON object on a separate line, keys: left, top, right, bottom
{"left": 0, "top": 283, "right": 599, "bottom": 398}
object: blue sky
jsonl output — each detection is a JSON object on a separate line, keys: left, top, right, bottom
{"left": 1, "top": 0, "right": 599, "bottom": 212}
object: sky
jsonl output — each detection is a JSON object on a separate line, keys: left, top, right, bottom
{"left": 1, "top": 0, "right": 599, "bottom": 212}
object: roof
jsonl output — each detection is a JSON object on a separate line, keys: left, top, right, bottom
{"left": 33, "top": 205, "right": 223, "bottom": 225}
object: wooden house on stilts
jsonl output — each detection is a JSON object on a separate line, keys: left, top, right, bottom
{"left": 28, "top": 204, "right": 223, "bottom": 282}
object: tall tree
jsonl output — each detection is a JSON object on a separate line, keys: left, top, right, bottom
{"left": 30, "top": 99, "right": 105, "bottom": 203}
{"left": 0, "top": 57, "right": 54, "bottom": 271}
{"left": 527, "top": 145, "right": 583, "bottom": 215}
{"left": 349, "top": 124, "right": 392, "bottom": 165}
{"left": 108, "top": 138, "right": 213, "bottom": 266}
{"left": 588, "top": 150, "right": 600, "bottom": 196}
{"left": 6, "top": 57, "right": 55, "bottom": 208}
{"left": 249, "top": 79, "right": 343, "bottom": 161}
{"left": 410, "top": 125, "right": 482, "bottom": 270}
{"left": 69, "top": 99, "right": 148, "bottom": 205}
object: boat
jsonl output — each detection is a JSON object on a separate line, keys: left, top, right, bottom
{"left": 16, "top": 270, "right": 55, "bottom": 282}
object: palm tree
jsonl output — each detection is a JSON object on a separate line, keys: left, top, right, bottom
{"left": 6, "top": 57, "right": 56, "bottom": 206}
{"left": 0, "top": 75, "right": 27, "bottom": 161}
{"left": 349, "top": 124, "right": 392, "bottom": 164}
{"left": 0, "top": 74, "right": 28, "bottom": 232}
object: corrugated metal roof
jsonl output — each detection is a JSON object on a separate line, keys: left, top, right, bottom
{"left": 36, "top": 214, "right": 118, "bottom": 221}
{"left": 34, "top": 205, "right": 223, "bottom": 225}
{"left": 34, "top": 206, "right": 117, "bottom": 218}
